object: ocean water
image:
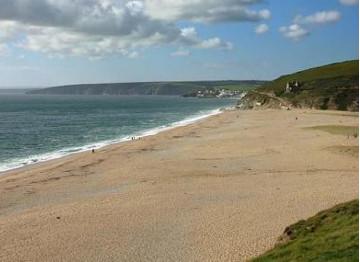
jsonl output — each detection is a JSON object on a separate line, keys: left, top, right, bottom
{"left": 0, "top": 94, "right": 235, "bottom": 172}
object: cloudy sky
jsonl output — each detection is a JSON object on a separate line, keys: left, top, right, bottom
{"left": 0, "top": 0, "right": 358, "bottom": 87}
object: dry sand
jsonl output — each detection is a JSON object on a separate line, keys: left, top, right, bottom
{"left": 0, "top": 109, "right": 358, "bottom": 262}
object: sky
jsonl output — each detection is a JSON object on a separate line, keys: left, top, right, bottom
{"left": 0, "top": 0, "right": 358, "bottom": 87}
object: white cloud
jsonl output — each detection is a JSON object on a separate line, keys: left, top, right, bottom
{"left": 0, "top": 0, "right": 258, "bottom": 58}
{"left": 144, "top": 0, "right": 270, "bottom": 23}
{"left": 279, "top": 24, "right": 309, "bottom": 41}
{"left": 180, "top": 27, "right": 199, "bottom": 43}
{"left": 280, "top": 10, "right": 341, "bottom": 41}
{"left": 125, "top": 1, "right": 144, "bottom": 16}
{"left": 126, "top": 50, "right": 140, "bottom": 59}
{"left": 199, "top": 38, "right": 223, "bottom": 49}
{"left": 255, "top": 24, "right": 269, "bottom": 34}
{"left": 294, "top": 11, "right": 341, "bottom": 25}
{"left": 180, "top": 27, "right": 233, "bottom": 50}
{"left": 198, "top": 38, "right": 232, "bottom": 50}
{"left": 171, "top": 49, "right": 190, "bottom": 57}
{"left": 339, "top": 0, "right": 358, "bottom": 6}
{"left": 0, "top": 1, "right": 180, "bottom": 58}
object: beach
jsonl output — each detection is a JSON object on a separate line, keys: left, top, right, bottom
{"left": 0, "top": 109, "right": 358, "bottom": 261}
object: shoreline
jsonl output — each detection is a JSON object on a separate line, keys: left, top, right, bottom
{"left": 0, "top": 108, "right": 358, "bottom": 261}
{"left": 0, "top": 106, "right": 229, "bottom": 175}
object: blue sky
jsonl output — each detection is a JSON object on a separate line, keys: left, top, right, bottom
{"left": 0, "top": 0, "right": 358, "bottom": 87}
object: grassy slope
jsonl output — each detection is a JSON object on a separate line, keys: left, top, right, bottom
{"left": 259, "top": 60, "right": 358, "bottom": 94}
{"left": 257, "top": 60, "right": 359, "bottom": 111}
{"left": 252, "top": 200, "right": 359, "bottom": 262}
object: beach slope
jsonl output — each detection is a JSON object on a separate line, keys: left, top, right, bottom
{"left": 0, "top": 109, "right": 358, "bottom": 261}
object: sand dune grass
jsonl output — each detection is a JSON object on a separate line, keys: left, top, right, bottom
{"left": 253, "top": 200, "right": 359, "bottom": 262}
{"left": 305, "top": 125, "right": 358, "bottom": 137}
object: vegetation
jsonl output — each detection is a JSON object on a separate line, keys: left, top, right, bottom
{"left": 305, "top": 125, "right": 358, "bottom": 137}
{"left": 252, "top": 200, "right": 359, "bottom": 262}
{"left": 236, "top": 90, "right": 284, "bottom": 109}
{"left": 326, "top": 146, "right": 359, "bottom": 158}
{"left": 254, "top": 60, "right": 359, "bottom": 111}
{"left": 28, "top": 80, "right": 267, "bottom": 96}
{"left": 215, "top": 84, "right": 262, "bottom": 92}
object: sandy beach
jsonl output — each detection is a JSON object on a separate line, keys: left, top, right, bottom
{"left": 0, "top": 109, "right": 358, "bottom": 262}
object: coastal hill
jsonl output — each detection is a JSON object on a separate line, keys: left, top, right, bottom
{"left": 239, "top": 60, "right": 359, "bottom": 111}
{"left": 253, "top": 200, "right": 358, "bottom": 261}
{"left": 27, "top": 80, "right": 266, "bottom": 96}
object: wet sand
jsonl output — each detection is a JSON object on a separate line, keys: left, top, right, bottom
{"left": 0, "top": 109, "right": 358, "bottom": 261}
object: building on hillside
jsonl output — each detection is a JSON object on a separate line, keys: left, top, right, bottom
{"left": 285, "top": 81, "right": 301, "bottom": 93}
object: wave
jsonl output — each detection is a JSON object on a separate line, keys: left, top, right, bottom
{"left": 0, "top": 107, "right": 226, "bottom": 174}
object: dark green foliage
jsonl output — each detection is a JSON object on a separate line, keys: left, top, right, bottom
{"left": 335, "top": 88, "right": 358, "bottom": 111}
{"left": 252, "top": 200, "right": 359, "bottom": 262}
{"left": 321, "top": 97, "right": 330, "bottom": 110}
{"left": 274, "top": 89, "right": 285, "bottom": 97}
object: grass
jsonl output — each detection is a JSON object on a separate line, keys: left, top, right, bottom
{"left": 326, "top": 146, "right": 359, "bottom": 158}
{"left": 308, "top": 112, "right": 359, "bottom": 118}
{"left": 259, "top": 60, "right": 358, "bottom": 94}
{"left": 255, "top": 60, "right": 359, "bottom": 111}
{"left": 252, "top": 200, "right": 359, "bottom": 262}
{"left": 305, "top": 125, "right": 358, "bottom": 137}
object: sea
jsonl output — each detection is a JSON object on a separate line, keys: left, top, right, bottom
{"left": 0, "top": 92, "right": 235, "bottom": 173}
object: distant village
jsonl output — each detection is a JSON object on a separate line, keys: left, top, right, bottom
{"left": 185, "top": 88, "right": 243, "bottom": 98}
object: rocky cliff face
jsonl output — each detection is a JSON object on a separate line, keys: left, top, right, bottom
{"left": 237, "top": 91, "right": 290, "bottom": 110}
{"left": 237, "top": 89, "right": 359, "bottom": 111}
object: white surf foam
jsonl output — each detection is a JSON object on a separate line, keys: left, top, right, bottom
{"left": 0, "top": 107, "right": 226, "bottom": 174}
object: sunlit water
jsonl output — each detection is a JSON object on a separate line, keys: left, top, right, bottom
{"left": 0, "top": 94, "right": 235, "bottom": 172}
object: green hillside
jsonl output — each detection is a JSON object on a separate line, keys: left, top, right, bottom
{"left": 28, "top": 80, "right": 265, "bottom": 96}
{"left": 252, "top": 200, "right": 359, "bottom": 262}
{"left": 257, "top": 60, "right": 359, "bottom": 111}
